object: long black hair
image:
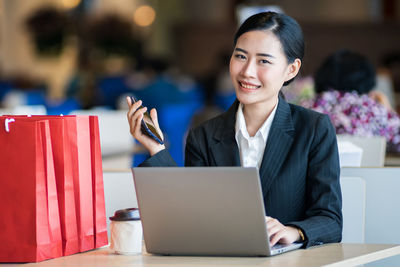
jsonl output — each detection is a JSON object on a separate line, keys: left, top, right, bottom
{"left": 234, "top": 12, "right": 304, "bottom": 86}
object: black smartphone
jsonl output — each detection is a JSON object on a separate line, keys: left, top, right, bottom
{"left": 130, "top": 96, "right": 164, "bottom": 145}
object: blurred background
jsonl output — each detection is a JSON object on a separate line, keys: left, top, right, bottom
{"left": 1, "top": 0, "right": 400, "bottom": 167}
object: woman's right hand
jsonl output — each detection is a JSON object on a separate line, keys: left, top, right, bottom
{"left": 126, "top": 97, "right": 165, "bottom": 156}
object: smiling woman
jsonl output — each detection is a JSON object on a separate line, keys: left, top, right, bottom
{"left": 127, "top": 12, "right": 342, "bottom": 249}
{"left": 230, "top": 30, "right": 301, "bottom": 119}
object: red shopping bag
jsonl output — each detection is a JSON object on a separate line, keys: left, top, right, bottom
{"left": 3, "top": 115, "right": 108, "bottom": 254}
{"left": 0, "top": 117, "right": 62, "bottom": 262}
{"left": 46, "top": 117, "right": 80, "bottom": 255}
{"left": 9, "top": 115, "right": 80, "bottom": 256}
{"left": 30, "top": 115, "right": 97, "bottom": 253}
{"left": 90, "top": 116, "right": 108, "bottom": 248}
{"left": 62, "top": 115, "right": 95, "bottom": 252}
{"left": 40, "top": 115, "right": 107, "bottom": 250}
{"left": 13, "top": 115, "right": 97, "bottom": 253}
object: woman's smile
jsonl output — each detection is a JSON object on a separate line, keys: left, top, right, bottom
{"left": 238, "top": 80, "right": 261, "bottom": 91}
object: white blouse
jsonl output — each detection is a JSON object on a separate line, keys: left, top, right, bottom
{"left": 234, "top": 102, "right": 278, "bottom": 168}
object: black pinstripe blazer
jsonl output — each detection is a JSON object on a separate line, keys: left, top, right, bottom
{"left": 140, "top": 96, "right": 343, "bottom": 248}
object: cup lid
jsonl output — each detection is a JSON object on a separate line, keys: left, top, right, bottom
{"left": 109, "top": 208, "right": 140, "bottom": 221}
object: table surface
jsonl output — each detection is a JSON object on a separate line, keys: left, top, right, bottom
{"left": 17, "top": 243, "right": 400, "bottom": 267}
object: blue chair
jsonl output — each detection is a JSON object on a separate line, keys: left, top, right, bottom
{"left": 132, "top": 76, "right": 185, "bottom": 110}
{"left": 0, "top": 82, "right": 12, "bottom": 102}
{"left": 132, "top": 151, "right": 150, "bottom": 167}
{"left": 158, "top": 101, "right": 203, "bottom": 166}
{"left": 97, "top": 75, "right": 130, "bottom": 109}
{"left": 214, "top": 92, "right": 236, "bottom": 111}
{"left": 46, "top": 98, "right": 81, "bottom": 115}
{"left": 25, "top": 90, "right": 47, "bottom": 105}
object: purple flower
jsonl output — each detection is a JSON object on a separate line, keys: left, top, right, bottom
{"left": 303, "top": 90, "right": 400, "bottom": 152}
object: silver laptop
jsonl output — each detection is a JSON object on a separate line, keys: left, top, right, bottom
{"left": 132, "top": 167, "right": 303, "bottom": 256}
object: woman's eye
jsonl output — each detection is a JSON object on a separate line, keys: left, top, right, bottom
{"left": 259, "top": 59, "right": 271, "bottom": 64}
{"left": 234, "top": 54, "right": 246, "bottom": 60}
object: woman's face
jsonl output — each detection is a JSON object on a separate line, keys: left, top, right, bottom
{"left": 230, "top": 30, "right": 300, "bottom": 108}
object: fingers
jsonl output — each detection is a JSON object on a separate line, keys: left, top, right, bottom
{"left": 125, "top": 97, "right": 166, "bottom": 156}
{"left": 265, "top": 216, "right": 293, "bottom": 246}
{"left": 150, "top": 108, "right": 159, "bottom": 128}
{"left": 270, "top": 230, "right": 286, "bottom": 247}
{"left": 266, "top": 217, "right": 280, "bottom": 233}
{"left": 133, "top": 111, "right": 143, "bottom": 137}
{"left": 126, "top": 96, "right": 132, "bottom": 106}
{"left": 149, "top": 108, "right": 164, "bottom": 140}
{"left": 127, "top": 100, "right": 147, "bottom": 138}
{"left": 266, "top": 217, "right": 281, "bottom": 238}
{"left": 127, "top": 99, "right": 143, "bottom": 120}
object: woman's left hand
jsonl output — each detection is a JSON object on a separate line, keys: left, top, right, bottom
{"left": 266, "top": 216, "right": 300, "bottom": 246}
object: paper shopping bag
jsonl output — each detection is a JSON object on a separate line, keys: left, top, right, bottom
{"left": 63, "top": 115, "right": 95, "bottom": 252}
{"left": 39, "top": 115, "right": 108, "bottom": 250}
{"left": 8, "top": 115, "right": 80, "bottom": 256}
{"left": 0, "top": 117, "right": 62, "bottom": 262}
{"left": 89, "top": 116, "right": 108, "bottom": 248}
{"left": 33, "top": 115, "right": 96, "bottom": 252}
{"left": 46, "top": 117, "right": 80, "bottom": 255}
{"left": 16, "top": 115, "right": 95, "bottom": 253}
{"left": 6, "top": 115, "right": 108, "bottom": 253}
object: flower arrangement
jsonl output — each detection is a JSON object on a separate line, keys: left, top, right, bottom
{"left": 303, "top": 90, "right": 400, "bottom": 152}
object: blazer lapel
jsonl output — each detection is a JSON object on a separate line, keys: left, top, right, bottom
{"left": 259, "top": 97, "right": 294, "bottom": 197}
{"left": 210, "top": 100, "right": 241, "bottom": 166}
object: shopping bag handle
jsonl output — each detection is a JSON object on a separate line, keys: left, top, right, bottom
{"left": 5, "top": 118, "right": 15, "bottom": 132}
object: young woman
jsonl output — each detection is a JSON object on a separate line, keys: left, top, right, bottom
{"left": 127, "top": 12, "right": 342, "bottom": 248}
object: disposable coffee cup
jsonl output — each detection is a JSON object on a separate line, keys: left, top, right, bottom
{"left": 109, "top": 208, "right": 143, "bottom": 255}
